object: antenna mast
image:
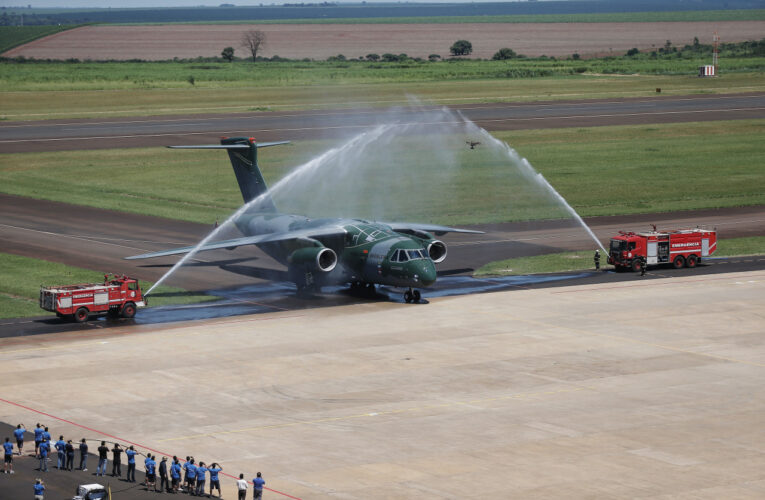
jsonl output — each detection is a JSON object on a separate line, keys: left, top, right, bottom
{"left": 712, "top": 31, "right": 719, "bottom": 75}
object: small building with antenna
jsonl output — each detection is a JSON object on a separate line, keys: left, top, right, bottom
{"left": 699, "top": 32, "right": 719, "bottom": 77}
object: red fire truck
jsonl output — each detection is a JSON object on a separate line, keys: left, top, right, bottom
{"left": 607, "top": 227, "right": 717, "bottom": 272}
{"left": 39, "top": 274, "right": 146, "bottom": 323}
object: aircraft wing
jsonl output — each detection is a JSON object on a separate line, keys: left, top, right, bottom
{"left": 385, "top": 222, "right": 484, "bottom": 236}
{"left": 125, "top": 226, "right": 346, "bottom": 260}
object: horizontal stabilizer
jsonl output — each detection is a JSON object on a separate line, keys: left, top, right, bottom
{"left": 167, "top": 141, "right": 289, "bottom": 150}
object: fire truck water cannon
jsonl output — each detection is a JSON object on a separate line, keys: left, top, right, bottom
{"left": 607, "top": 227, "right": 717, "bottom": 272}
{"left": 40, "top": 275, "right": 147, "bottom": 323}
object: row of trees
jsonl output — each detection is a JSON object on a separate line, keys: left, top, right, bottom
{"left": 225, "top": 35, "right": 521, "bottom": 62}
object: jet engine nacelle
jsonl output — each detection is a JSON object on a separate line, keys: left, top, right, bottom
{"left": 288, "top": 246, "right": 338, "bottom": 273}
{"left": 427, "top": 240, "right": 447, "bottom": 264}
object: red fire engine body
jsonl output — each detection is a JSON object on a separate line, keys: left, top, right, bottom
{"left": 39, "top": 274, "right": 146, "bottom": 323}
{"left": 607, "top": 228, "right": 717, "bottom": 272}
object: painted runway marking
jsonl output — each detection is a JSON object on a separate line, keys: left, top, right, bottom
{"left": 158, "top": 386, "right": 589, "bottom": 443}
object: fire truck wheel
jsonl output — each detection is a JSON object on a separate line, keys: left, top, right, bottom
{"left": 74, "top": 307, "right": 89, "bottom": 323}
{"left": 672, "top": 255, "right": 685, "bottom": 269}
{"left": 631, "top": 259, "right": 642, "bottom": 273}
{"left": 121, "top": 302, "right": 137, "bottom": 319}
{"left": 686, "top": 255, "right": 698, "bottom": 268}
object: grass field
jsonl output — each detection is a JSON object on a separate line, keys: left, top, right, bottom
{"left": 474, "top": 236, "right": 765, "bottom": 276}
{"left": 2, "top": 72, "right": 764, "bottom": 121}
{"left": 3, "top": 56, "right": 765, "bottom": 93}
{"left": 0, "top": 119, "right": 763, "bottom": 225}
{"left": 0, "top": 25, "right": 75, "bottom": 53}
{"left": 0, "top": 252, "right": 216, "bottom": 319}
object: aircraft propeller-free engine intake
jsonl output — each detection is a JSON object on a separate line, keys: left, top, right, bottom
{"left": 126, "top": 137, "right": 482, "bottom": 303}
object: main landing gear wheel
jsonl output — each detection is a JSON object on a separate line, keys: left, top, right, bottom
{"left": 404, "top": 289, "right": 421, "bottom": 304}
{"left": 74, "top": 307, "right": 89, "bottom": 323}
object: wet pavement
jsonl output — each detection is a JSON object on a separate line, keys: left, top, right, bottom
{"left": 2, "top": 255, "right": 763, "bottom": 338}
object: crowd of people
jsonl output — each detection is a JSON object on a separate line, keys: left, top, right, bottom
{"left": 4, "top": 423, "right": 267, "bottom": 499}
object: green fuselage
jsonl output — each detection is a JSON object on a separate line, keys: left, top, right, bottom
{"left": 235, "top": 213, "right": 438, "bottom": 289}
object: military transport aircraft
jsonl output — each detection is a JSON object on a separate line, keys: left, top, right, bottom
{"left": 126, "top": 137, "right": 481, "bottom": 303}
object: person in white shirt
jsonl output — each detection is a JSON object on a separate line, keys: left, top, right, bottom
{"left": 237, "top": 473, "right": 248, "bottom": 500}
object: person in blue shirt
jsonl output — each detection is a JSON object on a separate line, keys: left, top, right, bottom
{"left": 185, "top": 458, "right": 197, "bottom": 493}
{"left": 208, "top": 462, "right": 223, "bottom": 498}
{"left": 54, "top": 436, "right": 66, "bottom": 470}
{"left": 13, "top": 424, "right": 25, "bottom": 456}
{"left": 38, "top": 439, "right": 49, "bottom": 472}
{"left": 3, "top": 437, "right": 14, "bottom": 474}
{"left": 145, "top": 454, "right": 157, "bottom": 492}
{"left": 42, "top": 427, "right": 51, "bottom": 445}
{"left": 33, "top": 424, "right": 44, "bottom": 458}
{"left": 34, "top": 478, "right": 45, "bottom": 500}
{"left": 125, "top": 445, "right": 137, "bottom": 482}
{"left": 170, "top": 456, "right": 182, "bottom": 494}
{"left": 195, "top": 461, "right": 208, "bottom": 496}
{"left": 78, "top": 439, "right": 88, "bottom": 471}
{"left": 252, "top": 472, "right": 266, "bottom": 500}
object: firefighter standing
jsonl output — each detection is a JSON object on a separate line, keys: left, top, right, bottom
{"left": 640, "top": 257, "right": 647, "bottom": 276}
{"left": 594, "top": 250, "right": 600, "bottom": 270}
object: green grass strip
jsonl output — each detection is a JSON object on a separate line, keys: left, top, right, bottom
{"left": 3, "top": 120, "right": 762, "bottom": 225}
{"left": 0, "top": 252, "right": 217, "bottom": 319}
{"left": 474, "top": 236, "right": 765, "bottom": 276}
{"left": 0, "top": 25, "right": 78, "bottom": 54}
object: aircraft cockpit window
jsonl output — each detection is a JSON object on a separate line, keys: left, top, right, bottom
{"left": 407, "top": 250, "right": 424, "bottom": 260}
{"left": 398, "top": 250, "right": 409, "bottom": 262}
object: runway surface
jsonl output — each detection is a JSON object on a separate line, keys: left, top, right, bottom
{"left": 1, "top": 269, "right": 763, "bottom": 498}
{"left": 2, "top": 93, "right": 764, "bottom": 153}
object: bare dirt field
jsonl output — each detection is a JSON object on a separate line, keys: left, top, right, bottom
{"left": 4, "top": 21, "right": 765, "bottom": 60}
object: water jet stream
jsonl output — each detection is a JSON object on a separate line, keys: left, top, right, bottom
{"left": 145, "top": 126, "right": 392, "bottom": 296}
{"left": 145, "top": 106, "right": 606, "bottom": 296}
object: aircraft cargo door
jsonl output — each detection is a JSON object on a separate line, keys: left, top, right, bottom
{"left": 647, "top": 241, "right": 658, "bottom": 265}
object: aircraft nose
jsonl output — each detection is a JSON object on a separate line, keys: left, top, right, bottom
{"left": 418, "top": 260, "right": 437, "bottom": 287}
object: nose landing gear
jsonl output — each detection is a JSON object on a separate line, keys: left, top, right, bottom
{"left": 404, "top": 288, "right": 421, "bottom": 304}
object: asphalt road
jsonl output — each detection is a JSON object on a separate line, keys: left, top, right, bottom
{"left": 2, "top": 93, "right": 764, "bottom": 153}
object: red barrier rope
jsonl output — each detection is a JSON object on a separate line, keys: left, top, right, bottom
{"left": 0, "top": 396, "right": 301, "bottom": 500}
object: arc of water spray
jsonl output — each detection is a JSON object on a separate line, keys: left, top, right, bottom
{"left": 145, "top": 125, "right": 393, "bottom": 296}
{"left": 457, "top": 110, "right": 608, "bottom": 254}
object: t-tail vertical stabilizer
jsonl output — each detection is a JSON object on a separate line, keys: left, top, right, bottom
{"left": 168, "top": 137, "right": 289, "bottom": 212}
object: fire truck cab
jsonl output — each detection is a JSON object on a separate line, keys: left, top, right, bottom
{"left": 40, "top": 274, "right": 146, "bottom": 323}
{"left": 608, "top": 228, "right": 717, "bottom": 272}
